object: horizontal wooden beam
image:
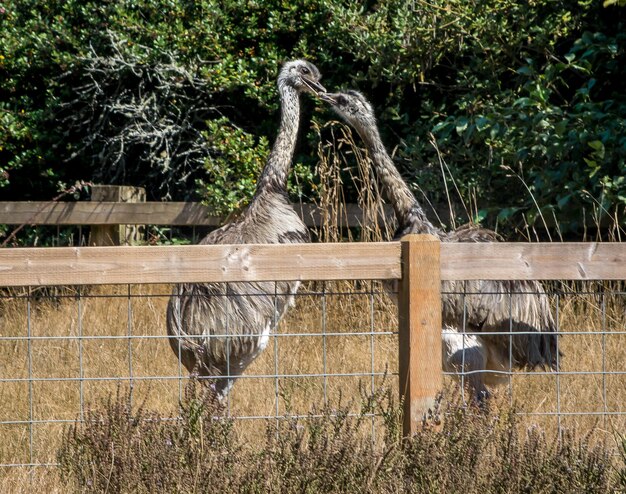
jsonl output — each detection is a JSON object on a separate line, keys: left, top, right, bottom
{"left": 0, "top": 243, "right": 401, "bottom": 287}
{"left": 440, "top": 242, "right": 626, "bottom": 281}
{"left": 0, "top": 201, "right": 222, "bottom": 226}
{"left": 0, "top": 242, "right": 624, "bottom": 287}
{"left": 1, "top": 201, "right": 614, "bottom": 231}
{"left": 0, "top": 202, "right": 394, "bottom": 228}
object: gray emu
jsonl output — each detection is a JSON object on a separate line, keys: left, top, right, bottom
{"left": 320, "top": 90, "right": 558, "bottom": 402}
{"left": 167, "top": 60, "right": 325, "bottom": 400}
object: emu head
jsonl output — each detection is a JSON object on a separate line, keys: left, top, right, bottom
{"left": 320, "top": 90, "right": 378, "bottom": 141}
{"left": 278, "top": 60, "right": 326, "bottom": 95}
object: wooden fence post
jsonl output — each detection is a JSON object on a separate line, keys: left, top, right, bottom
{"left": 398, "top": 234, "right": 442, "bottom": 436}
{"left": 90, "top": 185, "right": 146, "bottom": 246}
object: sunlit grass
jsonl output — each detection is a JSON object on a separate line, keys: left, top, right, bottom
{"left": 0, "top": 280, "right": 624, "bottom": 490}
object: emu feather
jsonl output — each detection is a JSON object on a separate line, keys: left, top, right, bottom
{"left": 321, "top": 90, "right": 558, "bottom": 403}
{"left": 167, "top": 60, "right": 325, "bottom": 400}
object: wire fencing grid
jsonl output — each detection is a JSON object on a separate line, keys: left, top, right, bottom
{"left": 0, "top": 281, "right": 397, "bottom": 470}
{"left": 0, "top": 280, "right": 624, "bottom": 470}
{"left": 444, "top": 280, "right": 626, "bottom": 435}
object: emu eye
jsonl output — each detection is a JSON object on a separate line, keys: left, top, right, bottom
{"left": 301, "top": 66, "right": 311, "bottom": 75}
{"left": 337, "top": 95, "right": 347, "bottom": 105}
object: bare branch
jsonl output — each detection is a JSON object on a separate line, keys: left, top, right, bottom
{"left": 57, "top": 30, "right": 222, "bottom": 199}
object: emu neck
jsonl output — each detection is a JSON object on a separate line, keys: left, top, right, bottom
{"left": 251, "top": 84, "right": 300, "bottom": 204}
{"left": 361, "top": 128, "right": 439, "bottom": 236}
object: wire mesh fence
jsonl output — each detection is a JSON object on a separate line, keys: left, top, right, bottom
{"left": 0, "top": 240, "right": 625, "bottom": 482}
{"left": 0, "top": 281, "right": 399, "bottom": 471}
{"left": 443, "top": 281, "right": 626, "bottom": 435}
{"left": 1, "top": 279, "right": 625, "bottom": 473}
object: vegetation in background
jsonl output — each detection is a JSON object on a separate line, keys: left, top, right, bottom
{"left": 0, "top": 0, "right": 624, "bottom": 236}
{"left": 57, "top": 383, "right": 623, "bottom": 493}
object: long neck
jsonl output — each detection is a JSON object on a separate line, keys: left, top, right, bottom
{"left": 359, "top": 125, "right": 440, "bottom": 237}
{"left": 251, "top": 84, "right": 300, "bottom": 203}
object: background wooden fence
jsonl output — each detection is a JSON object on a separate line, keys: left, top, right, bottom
{"left": 0, "top": 185, "right": 395, "bottom": 246}
{"left": 0, "top": 200, "right": 391, "bottom": 229}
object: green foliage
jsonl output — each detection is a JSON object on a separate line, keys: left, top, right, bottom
{"left": 1, "top": 0, "right": 624, "bottom": 233}
{"left": 424, "top": 28, "right": 626, "bottom": 232}
{"left": 202, "top": 118, "right": 269, "bottom": 212}
{"left": 0, "top": 0, "right": 333, "bottom": 205}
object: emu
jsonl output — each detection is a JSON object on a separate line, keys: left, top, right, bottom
{"left": 320, "top": 90, "right": 558, "bottom": 403}
{"left": 167, "top": 60, "right": 325, "bottom": 400}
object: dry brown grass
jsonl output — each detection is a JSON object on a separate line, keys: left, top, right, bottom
{"left": 505, "top": 284, "right": 626, "bottom": 437}
{"left": 1, "top": 281, "right": 625, "bottom": 491}
{"left": 0, "top": 283, "right": 399, "bottom": 490}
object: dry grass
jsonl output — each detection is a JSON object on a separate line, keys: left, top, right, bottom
{"left": 0, "top": 282, "right": 625, "bottom": 491}
{"left": 505, "top": 283, "right": 626, "bottom": 437}
{"left": 0, "top": 283, "right": 399, "bottom": 490}
{"left": 52, "top": 380, "right": 621, "bottom": 493}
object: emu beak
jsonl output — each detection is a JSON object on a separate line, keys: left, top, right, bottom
{"left": 319, "top": 92, "right": 339, "bottom": 104}
{"left": 302, "top": 76, "right": 326, "bottom": 95}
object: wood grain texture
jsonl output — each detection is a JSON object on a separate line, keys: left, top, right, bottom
{"left": 89, "top": 185, "right": 146, "bottom": 246}
{"left": 0, "top": 201, "right": 223, "bottom": 226}
{"left": 398, "top": 234, "right": 442, "bottom": 436}
{"left": 441, "top": 242, "right": 626, "bottom": 280}
{"left": 0, "top": 202, "right": 394, "bottom": 228}
{"left": 0, "top": 242, "right": 624, "bottom": 287}
{"left": 0, "top": 243, "right": 402, "bottom": 287}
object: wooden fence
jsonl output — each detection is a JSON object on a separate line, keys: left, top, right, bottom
{"left": 0, "top": 200, "right": 392, "bottom": 229}
{"left": 0, "top": 182, "right": 394, "bottom": 247}
{"left": 1, "top": 237, "right": 624, "bottom": 435}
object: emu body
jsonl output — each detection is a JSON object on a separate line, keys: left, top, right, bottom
{"left": 321, "top": 90, "right": 558, "bottom": 402}
{"left": 167, "top": 60, "right": 324, "bottom": 399}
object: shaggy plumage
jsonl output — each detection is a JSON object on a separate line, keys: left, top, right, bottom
{"left": 321, "top": 90, "right": 558, "bottom": 402}
{"left": 167, "top": 60, "right": 325, "bottom": 399}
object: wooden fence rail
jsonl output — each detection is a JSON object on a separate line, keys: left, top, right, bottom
{"left": 1, "top": 239, "right": 624, "bottom": 437}
{"left": 0, "top": 242, "right": 401, "bottom": 286}
{"left": 0, "top": 201, "right": 394, "bottom": 228}
{"left": 0, "top": 241, "right": 623, "bottom": 286}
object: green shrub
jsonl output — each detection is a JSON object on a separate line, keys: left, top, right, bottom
{"left": 1, "top": 0, "right": 624, "bottom": 234}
